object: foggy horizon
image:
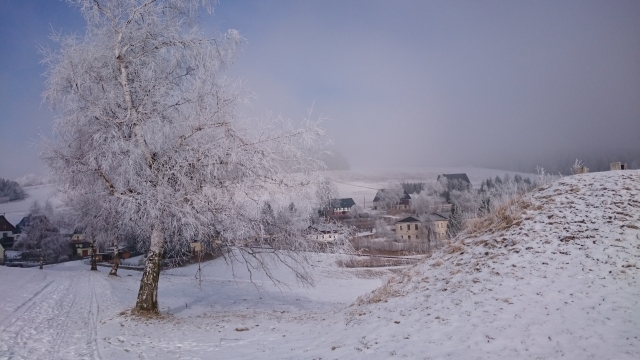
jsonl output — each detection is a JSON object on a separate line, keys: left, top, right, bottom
{"left": 1, "top": 0, "right": 639, "bottom": 179}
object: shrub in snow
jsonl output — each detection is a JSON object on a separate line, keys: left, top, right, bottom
{"left": 15, "top": 174, "right": 47, "bottom": 187}
{"left": 0, "top": 177, "right": 26, "bottom": 202}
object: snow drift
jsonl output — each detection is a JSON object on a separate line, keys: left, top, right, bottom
{"left": 344, "top": 170, "right": 640, "bottom": 358}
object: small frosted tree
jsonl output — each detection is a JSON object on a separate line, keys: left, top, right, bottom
{"left": 42, "top": 0, "right": 329, "bottom": 314}
{"left": 14, "top": 201, "right": 70, "bottom": 267}
{"left": 376, "top": 184, "right": 404, "bottom": 210}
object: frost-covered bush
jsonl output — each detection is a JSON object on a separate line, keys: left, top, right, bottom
{"left": 13, "top": 201, "right": 71, "bottom": 263}
{"left": 15, "top": 174, "right": 48, "bottom": 187}
{"left": 0, "top": 177, "right": 26, "bottom": 202}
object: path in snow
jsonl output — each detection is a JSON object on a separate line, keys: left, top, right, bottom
{"left": 0, "top": 255, "right": 387, "bottom": 359}
{"left": 0, "top": 265, "right": 121, "bottom": 360}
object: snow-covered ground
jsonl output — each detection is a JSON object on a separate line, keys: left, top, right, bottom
{"left": 340, "top": 170, "right": 640, "bottom": 359}
{"left": 0, "top": 253, "right": 389, "bottom": 359}
{"left": 1, "top": 170, "right": 638, "bottom": 359}
{"left": 0, "top": 184, "right": 57, "bottom": 226}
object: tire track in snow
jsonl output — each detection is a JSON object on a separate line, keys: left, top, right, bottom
{"left": 0, "top": 279, "right": 54, "bottom": 330}
{"left": 51, "top": 274, "right": 81, "bottom": 359}
{"left": 0, "top": 275, "right": 71, "bottom": 359}
{"left": 0, "top": 270, "right": 117, "bottom": 360}
{"left": 89, "top": 273, "right": 104, "bottom": 360}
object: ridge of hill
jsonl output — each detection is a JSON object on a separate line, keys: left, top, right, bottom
{"left": 338, "top": 170, "right": 640, "bottom": 358}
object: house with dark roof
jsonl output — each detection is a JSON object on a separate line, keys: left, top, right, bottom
{"left": 0, "top": 215, "right": 16, "bottom": 249}
{"left": 372, "top": 189, "right": 412, "bottom": 211}
{"left": 70, "top": 231, "right": 93, "bottom": 258}
{"left": 328, "top": 198, "right": 356, "bottom": 216}
{"left": 395, "top": 216, "right": 422, "bottom": 241}
{"left": 437, "top": 173, "right": 471, "bottom": 185}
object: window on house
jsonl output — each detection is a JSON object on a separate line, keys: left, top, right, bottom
{"left": 408, "top": 235, "right": 411, "bottom": 240}
{"left": 416, "top": 235, "right": 419, "bottom": 239}
{"left": 415, "top": 224, "right": 418, "bottom": 230}
{"left": 400, "top": 225, "right": 403, "bottom": 230}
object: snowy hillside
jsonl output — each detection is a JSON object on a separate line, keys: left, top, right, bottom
{"left": 0, "top": 184, "right": 57, "bottom": 225}
{"left": 341, "top": 170, "right": 640, "bottom": 358}
{"left": 0, "top": 170, "right": 638, "bottom": 359}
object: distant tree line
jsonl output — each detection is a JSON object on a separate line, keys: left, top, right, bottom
{"left": 320, "top": 151, "right": 351, "bottom": 171}
{"left": 401, "top": 182, "right": 425, "bottom": 195}
{"left": 0, "top": 177, "right": 26, "bottom": 203}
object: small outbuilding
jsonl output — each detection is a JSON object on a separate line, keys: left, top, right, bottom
{"left": 610, "top": 162, "right": 628, "bottom": 170}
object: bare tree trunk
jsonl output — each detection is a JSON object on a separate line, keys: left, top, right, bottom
{"left": 135, "top": 222, "right": 165, "bottom": 314}
{"left": 39, "top": 253, "right": 43, "bottom": 270}
{"left": 109, "top": 238, "right": 119, "bottom": 276}
{"left": 90, "top": 240, "right": 98, "bottom": 271}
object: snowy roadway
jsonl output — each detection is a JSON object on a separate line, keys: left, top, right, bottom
{"left": 0, "top": 255, "right": 386, "bottom": 359}
{"left": 0, "top": 264, "right": 120, "bottom": 359}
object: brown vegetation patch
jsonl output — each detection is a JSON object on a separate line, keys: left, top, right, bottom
{"left": 464, "top": 195, "right": 534, "bottom": 236}
{"left": 355, "top": 275, "right": 409, "bottom": 304}
{"left": 337, "top": 256, "right": 418, "bottom": 268}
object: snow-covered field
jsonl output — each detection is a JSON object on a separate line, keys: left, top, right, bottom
{"left": 0, "top": 184, "right": 57, "bottom": 226}
{"left": 1, "top": 170, "right": 638, "bottom": 359}
{"left": 0, "top": 253, "right": 389, "bottom": 359}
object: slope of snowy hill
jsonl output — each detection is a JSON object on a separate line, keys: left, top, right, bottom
{"left": 0, "top": 184, "right": 57, "bottom": 225}
{"left": 0, "top": 170, "right": 638, "bottom": 359}
{"left": 338, "top": 170, "right": 640, "bottom": 358}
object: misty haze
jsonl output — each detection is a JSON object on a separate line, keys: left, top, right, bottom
{"left": 0, "top": 1, "right": 638, "bottom": 359}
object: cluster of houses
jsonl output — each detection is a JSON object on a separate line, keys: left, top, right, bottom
{"left": 311, "top": 173, "right": 470, "bottom": 245}
{"left": 0, "top": 214, "right": 131, "bottom": 265}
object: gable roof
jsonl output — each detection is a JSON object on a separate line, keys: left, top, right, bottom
{"left": 0, "top": 215, "right": 16, "bottom": 232}
{"left": 373, "top": 189, "right": 412, "bottom": 202}
{"left": 308, "top": 224, "right": 341, "bottom": 233}
{"left": 437, "top": 173, "right": 471, "bottom": 184}
{"left": 330, "top": 198, "right": 356, "bottom": 209}
{"left": 428, "top": 213, "right": 449, "bottom": 222}
{"left": 397, "top": 216, "right": 420, "bottom": 223}
{"left": 14, "top": 215, "right": 58, "bottom": 234}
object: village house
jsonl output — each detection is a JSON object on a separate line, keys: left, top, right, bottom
{"left": 97, "top": 247, "right": 132, "bottom": 263}
{"left": 372, "top": 189, "right": 412, "bottom": 210}
{"left": 307, "top": 224, "right": 341, "bottom": 242}
{"left": 327, "top": 198, "right": 356, "bottom": 217}
{"left": 395, "top": 216, "right": 422, "bottom": 241}
{"left": 428, "top": 213, "right": 449, "bottom": 240}
{"left": 0, "top": 215, "right": 16, "bottom": 250}
{"left": 70, "top": 232, "right": 93, "bottom": 258}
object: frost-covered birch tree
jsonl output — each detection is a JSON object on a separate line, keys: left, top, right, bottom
{"left": 42, "top": 0, "right": 330, "bottom": 314}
